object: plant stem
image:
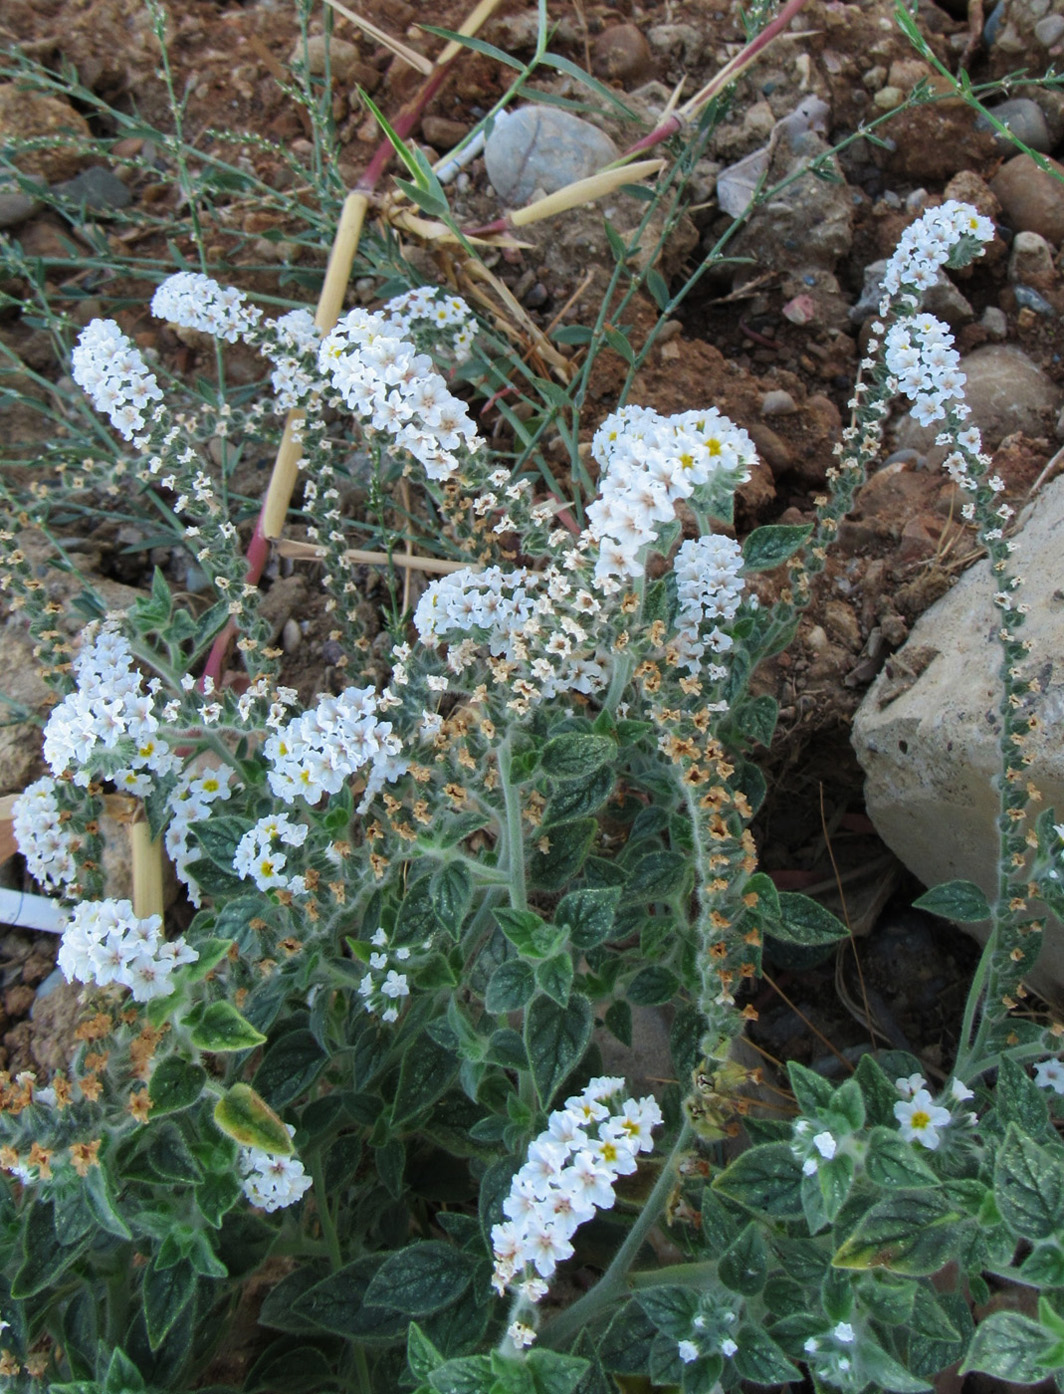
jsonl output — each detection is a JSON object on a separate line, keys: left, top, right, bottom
{"left": 311, "top": 1153, "right": 343, "bottom": 1271}
{"left": 497, "top": 737, "right": 527, "bottom": 912}
{"left": 604, "top": 654, "right": 634, "bottom": 717}
{"left": 539, "top": 1120, "right": 693, "bottom": 1349}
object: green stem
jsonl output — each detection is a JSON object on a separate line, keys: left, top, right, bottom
{"left": 604, "top": 654, "right": 634, "bottom": 717}
{"left": 539, "top": 1120, "right": 693, "bottom": 1349}
{"left": 311, "top": 1153, "right": 343, "bottom": 1271}
{"left": 497, "top": 737, "right": 527, "bottom": 912}
{"left": 629, "top": 1259, "right": 717, "bottom": 1289}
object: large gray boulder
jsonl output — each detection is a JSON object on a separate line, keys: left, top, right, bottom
{"left": 852, "top": 474, "right": 1064, "bottom": 999}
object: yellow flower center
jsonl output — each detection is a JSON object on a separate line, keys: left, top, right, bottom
{"left": 910, "top": 1110, "right": 931, "bottom": 1131}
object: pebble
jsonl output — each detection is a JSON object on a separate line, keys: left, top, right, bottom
{"left": 421, "top": 116, "right": 469, "bottom": 150}
{"left": 976, "top": 98, "right": 1051, "bottom": 153}
{"left": 1013, "top": 284, "right": 1056, "bottom": 315}
{"left": 645, "top": 23, "right": 704, "bottom": 64}
{"left": 282, "top": 618, "right": 302, "bottom": 654}
{"left": 0, "top": 86, "right": 92, "bottom": 183}
{"left": 991, "top": 153, "right": 1064, "bottom": 244}
{"left": 590, "top": 24, "right": 655, "bottom": 86}
{"left": 51, "top": 166, "right": 132, "bottom": 214}
{"left": 0, "top": 191, "right": 39, "bottom": 229}
{"left": 1008, "top": 229, "right": 1056, "bottom": 284}
{"left": 980, "top": 305, "right": 1009, "bottom": 339}
{"left": 288, "top": 35, "right": 370, "bottom": 86}
{"left": 484, "top": 106, "right": 618, "bottom": 207}
{"left": 761, "top": 389, "right": 798, "bottom": 416}
{"left": 1035, "top": 13, "right": 1064, "bottom": 45}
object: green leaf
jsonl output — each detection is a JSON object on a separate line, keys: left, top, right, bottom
{"left": 83, "top": 1163, "right": 132, "bottom": 1239}
{"left": 604, "top": 999, "right": 632, "bottom": 1047}
{"left": 622, "top": 850, "right": 690, "bottom": 906}
{"left": 1018, "top": 1242, "right": 1064, "bottom": 1287}
{"left": 598, "top": 1299, "right": 657, "bottom": 1374}
{"left": 147, "top": 1120, "right": 203, "bottom": 1183}
{"left": 960, "top": 1310, "right": 1051, "bottom": 1382}
{"left": 833, "top": 1191, "right": 967, "bottom": 1274}
{"left": 735, "top": 694, "right": 778, "bottom": 748}
{"left": 190, "top": 1001, "right": 267, "bottom": 1053}
{"left": 634, "top": 1285, "right": 699, "bottom": 1339}
{"left": 604, "top": 326, "right": 636, "bottom": 364}
{"left": 712, "top": 1143, "right": 804, "bottom": 1217}
{"left": 190, "top": 815, "right": 253, "bottom": 873}
{"left": 429, "top": 1355, "right": 495, "bottom": 1394}
{"left": 540, "top": 733, "right": 615, "bottom": 780}
{"left": 213, "top": 1084, "right": 293, "bottom": 1154}
{"left": 733, "top": 1325, "right": 801, "bottom": 1386}
{"left": 363, "top": 1242, "right": 473, "bottom": 1316}
{"left": 495, "top": 908, "right": 563, "bottom": 959}
{"left": 526, "top": 1348, "right": 589, "bottom": 1393}
{"left": 772, "top": 892, "right": 850, "bottom": 947}
{"left": 865, "top": 1127, "right": 939, "bottom": 1188}
{"left": 196, "top": 1170, "right": 243, "bottom": 1229}
{"left": 253, "top": 1029, "right": 327, "bottom": 1108}
{"left": 552, "top": 324, "right": 595, "bottom": 346}
{"left": 626, "top": 965, "right": 680, "bottom": 1006}
{"left": 395, "top": 876, "right": 443, "bottom": 947}
{"left": 994, "top": 1123, "right": 1064, "bottom": 1239}
{"left": 998, "top": 1055, "right": 1052, "bottom": 1138}
{"left": 719, "top": 1223, "right": 768, "bottom": 1295}
{"left": 858, "top": 1339, "right": 933, "bottom": 1392}
{"left": 393, "top": 1032, "right": 461, "bottom": 1125}
{"left": 556, "top": 887, "right": 620, "bottom": 950}
{"left": 149, "top": 1057, "right": 207, "bottom": 1116}
{"left": 291, "top": 1255, "right": 407, "bottom": 1344}
{"left": 741, "top": 524, "right": 812, "bottom": 572}
{"left": 645, "top": 266, "right": 670, "bottom": 311}
{"left": 486, "top": 959, "right": 535, "bottom": 1013}
{"left": 12, "top": 1198, "right": 89, "bottom": 1298}
{"left": 431, "top": 862, "right": 473, "bottom": 934}
{"left": 143, "top": 1255, "right": 196, "bottom": 1351}
{"left": 409, "top": 1321, "right": 447, "bottom": 1382}
{"left": 180, "top": 937, "right": 234, "bottom": 984}
{"left": 544, "top": 764, "right": 615, "bottom": 824}
{"left": 525, "top": 993, "right": 593, "bottom": 1109}
{"left": 913, "top": 880, "right": 992, "bottom": 923}
{"left": 787, "top": 1061, "right": 834, "bottom": 1115}
{"left": 536, "top": 952, "right": 574, "bottom": 1007}
{"left": 529, "top": 819, "right": 597, "bottom": 891}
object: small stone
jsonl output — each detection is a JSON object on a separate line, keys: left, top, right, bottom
{"left": 523, "top": 282, "right": 548, "bottom": 309}
{"left": 976, "top": 97, "right": 1052, "bottom": 153}
{"left": 646, "top": 23, "right": 704, "bottom": 64}
{"left": 0, "top": 191, "right": 39, "bottom": 229}
{"left": 748, "top": 422, "right": 793, "bottom": 477}
{"left": 3, "top": 986, "right": 34, "bottom": 1019}
{"left": 1008, "top": 229, "right": 1056, "bottom": 285}
{"left": 421, "top": 115, "right": 469, "bottom": 150}
{"left": 590, "top": 24, "right": 655, "bottom": 87}
{"left": 991, "top": 153, "right": 1064, "bottom": 244}
{"left": 873, "top": 86, "right": 905, "bottom": 111}
{"left": 761, "top": 389, "right": 798, "bottom": 416}
{"left": 282, "top": 618, "right": 302, "bottom": 654}
{"left": 484, "top": 107, "right": 618, "bottom": 207}
{"left": 1035, "top": 13, "right": 1064, "bottom": 45}
{"left": 1013, "top": 284, "right": 1056, "bottom": 315}
{"left": 980, "top": 305, "right": 1009, "bottom": 339}
{"left": 51, "top": 166, "right": 132, "bottom": 214}
{"left": 289, "top": 34, "right": 364, "bottom": 84}
{"left": 0, "top": 86, "right": 92, "bottom": 183}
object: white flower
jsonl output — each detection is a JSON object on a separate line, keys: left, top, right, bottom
{"left": 812, "top": 1131, "right": 837, "bottom": 1161}
{"left": 678, "top": 1340, "right": 700, "bottom": 1363}
{"left": 507, "top": 1321, "right": 537, "bottom": 1350}
{"left": 894, "top": 1089, "right": 953, "bottom": 1149}
{"left": 895, "top": 1073, "right": 927, "bottom": 1099}
{"left": 1034, "top": 1059, "right": 1064, "bottom": 1094}
{"left": 834, "top": 1323, "right": 855, "bottom": 1344}
{"left": 721, "top": 1338, "right": 738, "bottom": 1358}
{"left": 949, "top": 1078, "right": 975, "bottom": 1103}
{"left": 238, "top": 1125, "right": 312, "bottom": 1212}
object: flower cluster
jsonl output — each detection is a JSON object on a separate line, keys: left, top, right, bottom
{"left": 675, "top": 1294, "right": 744, "bottom": 1367}
{"left": 319, "top": 306, "right": 481, "bottom": 483}
{"left": 893, "top": 1072, "right": 974, "bottom": 1150}
{"left": 237, "top": 1126, "right": 313, "bottom": 1212}
{"left": 792, "top": 1117, "right": 841, "bottom": 1177}
{"left": 491, "top": 1079, "right": 662, "bottom": 1305}
{"left": 164, "top": 763, "right": 237, "bottom": 907}
{"left": 262, "top": 684, "right": 405, "bottom": 809}
{"left": 70, "top": 319, "right": 163, "bottom": 441}
{"left": 12, "top": 777, "right": 78, "bottom": 892}
{"left": 356, "top": 927, "right": 414, "bottom": 1023}
{"left": 266, "top": 307, "right": 321, "bottom": 410}
{"left": 672, "top": 534, "right": 745, "bottom": 673}
{"left": 57, "top": 898, "right": 198, "bottom": 1002}
{"left": 881, "top": 198, "right": 995, "bottom": 300}
{"left": 1034, "top": 1058, "right": 1064, "bottom": 1094}
{"left": 42, "top": 623, "right": 177, "bottom": 793}
{"left": 587, "top": 405, "right": 754, "bottom": 588}
{"left": 883, "top": 315, "right": 969, "bottom": 428}
{"left": 382, "top": 284, "right": 478, "bottom": 362}
{"left": 233, "top": 813, "right": 309, "bottom": 893}
{"left": 151, "top": 271, "right": 263, "bottom": 344}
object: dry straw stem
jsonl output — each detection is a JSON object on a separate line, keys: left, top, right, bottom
{"left": 276, "top": 539, "right": 474, "bottom": 575}
{"left": 509, "top": 158, "right": 665, "bottom": 228}
{"left": 460, "top": 257, "right": 574, "bottom": 378}
{"left": 129, "top": 819, "right": 165, "bottom": 922}
{"left": 324, "top": 0, "right": 434, "bottom": 74}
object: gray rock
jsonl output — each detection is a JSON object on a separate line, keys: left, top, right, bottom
{"left": 484, "top": 106, "right": 618, "bottom": 208}
{"left": 976, "top": 97, "right": 1052, "bottom": 153}
{"left": 1014, "top": 284, "right": 1057, "bottom": 315}
{"left": 646, "top": 23, "right": 704, "bottom": 64}
{"left": 51, "top": 166, "right": 132, "bottom": 214}
{"left": 980, "top": 305, "right": 1009, "bottom": 339}
{"left": 850, "top": 260, "right": 972, "bottom": 328}
{"left": 288, "top": 34, "right": 364, "bottom": 84}
{"left": 0, "top": 191, "right": 39, "bottom": 229}
{"left": 852, "top": 474, "right": 1064, "bottom": 1000}
{"left": 1035, "top": 13, "right": 1064, "bottom": 45}
{"left": 991, "top": 154, "right": 1064, "bottom": 244}
{"left": 894, "top": 344, "right": 1061, "bottom": 454}
{"left": 730, "top": 129, "right": 853, "bottom": 273}
{"left": 1008, "top": 229, "right": 1056, "bottom": 283}
{"left": 761, "top": 389, "right": 798, "bottom": 416}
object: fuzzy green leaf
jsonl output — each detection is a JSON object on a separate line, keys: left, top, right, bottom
{"left": 913, "top": 879, "right": 991, "bottom": 923}
{"left": 189, "top": 1001, "right": 267, "bottom": 1053}
{"left": 525, "top": 992, "right": 592, "bottom": 1109}
{"left": 213, "top": 1084, "right": 292, "bottom": 1154}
